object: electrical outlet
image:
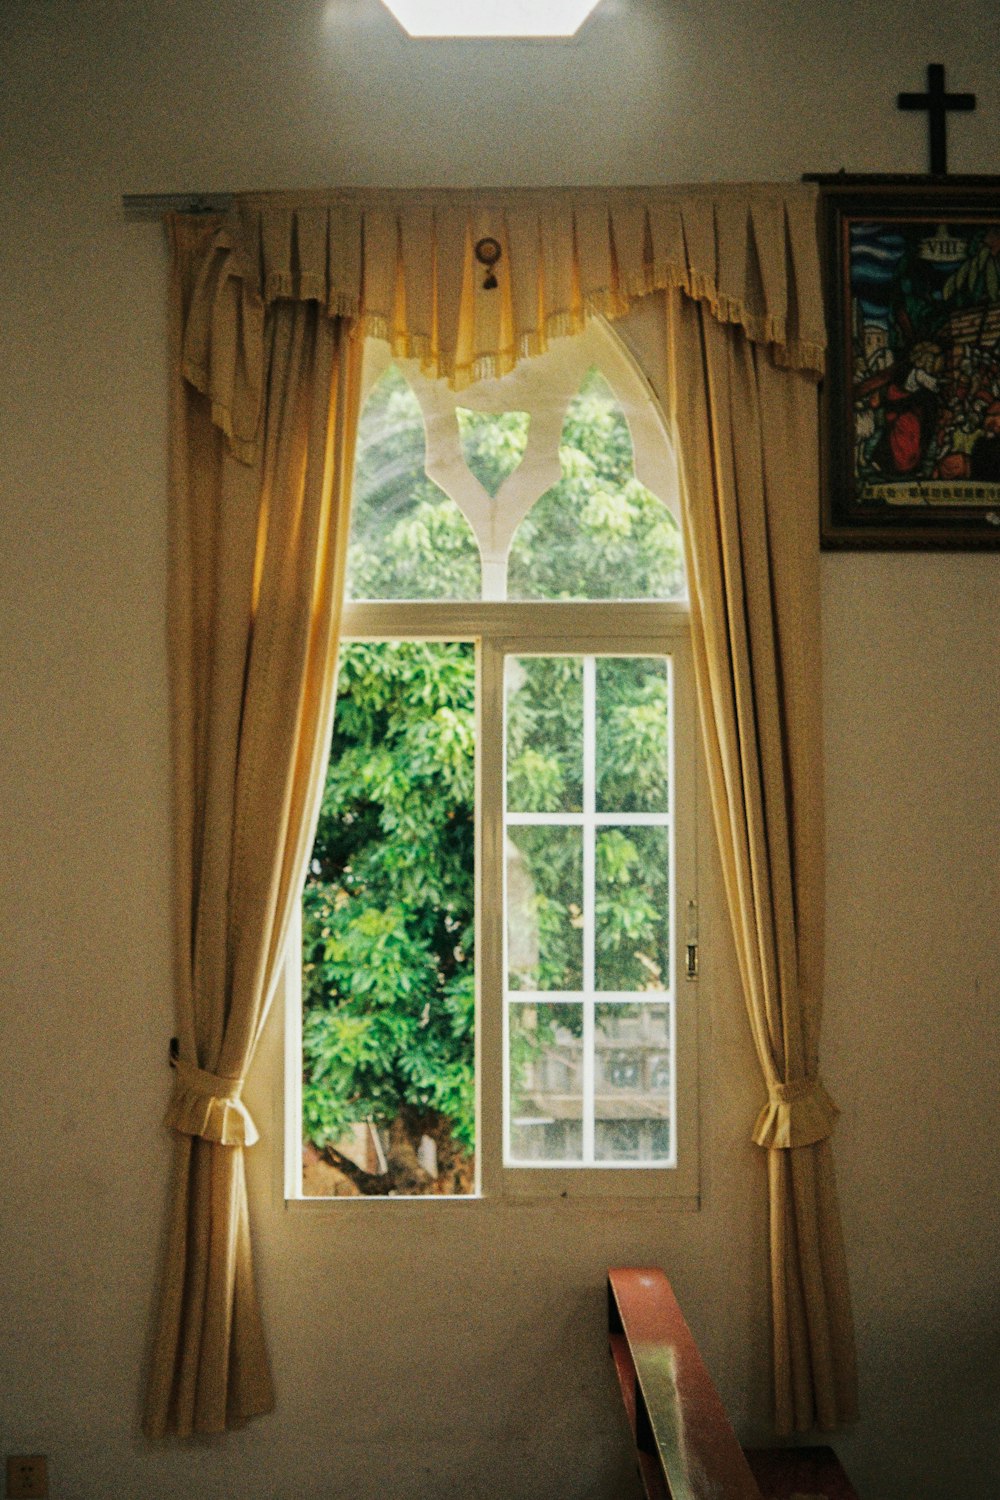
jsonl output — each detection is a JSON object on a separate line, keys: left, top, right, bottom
{"left": 5, "top": 1456, "right": 47, "bottom": 1499}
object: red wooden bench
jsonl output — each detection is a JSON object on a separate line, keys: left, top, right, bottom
{"left": 608, "top": 1267, "right": 858, "bottom": 1500}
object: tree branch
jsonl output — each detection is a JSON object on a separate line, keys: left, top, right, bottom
{"left": 319, "top": 1144, "right": 390, "bottom": 1196}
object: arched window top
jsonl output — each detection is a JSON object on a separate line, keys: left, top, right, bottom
{"left": 347, "top": 319, "right": 685, "bottom": 603}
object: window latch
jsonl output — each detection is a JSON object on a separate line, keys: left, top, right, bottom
{"left": 685, "top": 899, "right": 699, "bottom": 980}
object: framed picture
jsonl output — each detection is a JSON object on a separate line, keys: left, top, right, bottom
{"left": 814, "top": 176, "right": 1000, "bottom": 549}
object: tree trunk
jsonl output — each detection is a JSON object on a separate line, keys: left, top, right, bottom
{"left": 424, "top": 1110, "right": 475, "bottom": 1195}
{"left": 319, "top": 1107, "right": 474, "bottom": 1196}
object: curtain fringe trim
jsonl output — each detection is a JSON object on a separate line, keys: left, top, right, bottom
{"left": 244, "top": 260, "right": 824, "bottom": 381}
{"left": 182, "top": 190, "right": 827, "bottom": 457}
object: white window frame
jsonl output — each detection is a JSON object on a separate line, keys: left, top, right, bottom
{"left": 285, "top": 325, "right": 701, "bottom": 1205}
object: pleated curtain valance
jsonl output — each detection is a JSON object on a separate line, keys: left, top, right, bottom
{"left": 181, "top": 183, "right": 826, "bottom": 461}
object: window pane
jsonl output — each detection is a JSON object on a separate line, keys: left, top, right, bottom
{"left": 348, "top": 367, "right": 482, "bottom": 601}
{"left": 596, "top": 656, "right": 670, "bottom": 814}
{"left": 506, "top": 825, "right": 583, "bottom": 992}
{"left": 594, "top": 1003, "right": 672, "bottom": 1163}
{"left": 301, "top": 640, "right": 476, "bottom": 1197}
{"left": 595, "top": 826, "right": 670, "bottom": 992}
{"left": 508, "top": 1002, "right": 584, "bottom": 1163}
{"left": 506, "top": 655, "right": 583, "bottom": 813}
{"left": 502, "top": 649, "right": 678, "bottom": 1171}
{"left": 507, "top": 367, "right": 685, "bottom": 601}
{"left": 456, "top": 406, "right": 530, "bottom": 497}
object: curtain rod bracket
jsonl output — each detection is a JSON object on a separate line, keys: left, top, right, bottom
{"left": 123, "top": 192, "right": 234, "bottom": 221}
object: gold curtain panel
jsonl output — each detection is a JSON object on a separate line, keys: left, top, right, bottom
{"left": 181, "top": 184, "right": 825, "bottom": 461}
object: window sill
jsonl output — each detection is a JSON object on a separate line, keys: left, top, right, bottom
{"left": 283, "top": 1190, "right": 701, "bottom": 1214}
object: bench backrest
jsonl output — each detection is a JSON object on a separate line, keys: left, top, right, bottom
{"left": 608, "top": 1266, "right": 764, "bottom": 1500}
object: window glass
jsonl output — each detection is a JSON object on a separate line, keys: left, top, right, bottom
{"left": 594, "top": 1002, "right": 672, "bottom": 1163}
{"left": 456, "top": 406, "right": 530, "bottom": 497}
{"left": 506, "top": 368, "right": 685, "bottom": 601}
{"left": 347, "top": 367, "right": 482, "bottom": 602}
{"left": 506, "top": 825, "right": 584, "bottom": 993}
{"left": 508, "top": 1002, "right": 584, "bottom": 1162}
{"left": 506, "top": 655, "right": 584, "bottom": 814}
{"left": 595, "top": 656, "right": 670, "bottom": 813}
{"left": 595, "top": 826, "right": 670, "bottom": 992}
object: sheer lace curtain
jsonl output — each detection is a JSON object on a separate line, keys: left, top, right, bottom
{"left": 146, "top": 186, "right": 856, "bottom": 1437}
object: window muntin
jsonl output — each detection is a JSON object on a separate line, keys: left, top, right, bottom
{"left": 290, "top": 326, "right": 697, "bottom": 1201}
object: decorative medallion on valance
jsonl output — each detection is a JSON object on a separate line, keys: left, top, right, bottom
{"left": 180, "top": 184, "right": 825, "bottom": 460}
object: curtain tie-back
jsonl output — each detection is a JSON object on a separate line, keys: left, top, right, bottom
{"left": 164, "top": 1057, "right": 260, "bottom": 1147}
{"left": 752, "top": 1074, "right": 839, "bottom": 1150}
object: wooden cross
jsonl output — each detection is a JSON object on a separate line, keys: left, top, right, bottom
{"left": 898, "top": 63, "right": 975, "bottom": 175}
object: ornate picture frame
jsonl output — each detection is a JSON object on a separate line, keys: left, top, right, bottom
{"left": 815, "top": 176, "right": 1000, "bottom": 549}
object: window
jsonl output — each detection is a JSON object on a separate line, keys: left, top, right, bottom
{"left": 287, "top": 321, "right": 698, "bottom": 1202}
{"left": 377, "top": 0, "right": 604, "bottom": 39}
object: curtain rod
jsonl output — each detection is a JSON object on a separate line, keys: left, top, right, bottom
{"left": 123, "top": 182, "right": 820, "bottom": 221}
{"left": 123, "top": 193, "right": 234, "bottom": 221}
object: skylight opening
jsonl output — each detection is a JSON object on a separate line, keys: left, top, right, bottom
{"left": 380, "top": 0, "right": 602, "bottom": 39}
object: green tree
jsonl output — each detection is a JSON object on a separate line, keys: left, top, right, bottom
{"left": 347, "top": 368, "right": 481, "bottom": 601}
{"left": 302, "top": 363, "right": 683, "bottom": 1195}
{"left": 509, "top": 370, "right": 685, "bottom": 601}
{"left": 303, "top": 641, "right": 476, "bottom": 1194}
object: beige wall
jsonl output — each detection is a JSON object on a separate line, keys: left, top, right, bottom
{"left": 1, "top": 2, "right": 998, "bottom": 1496}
